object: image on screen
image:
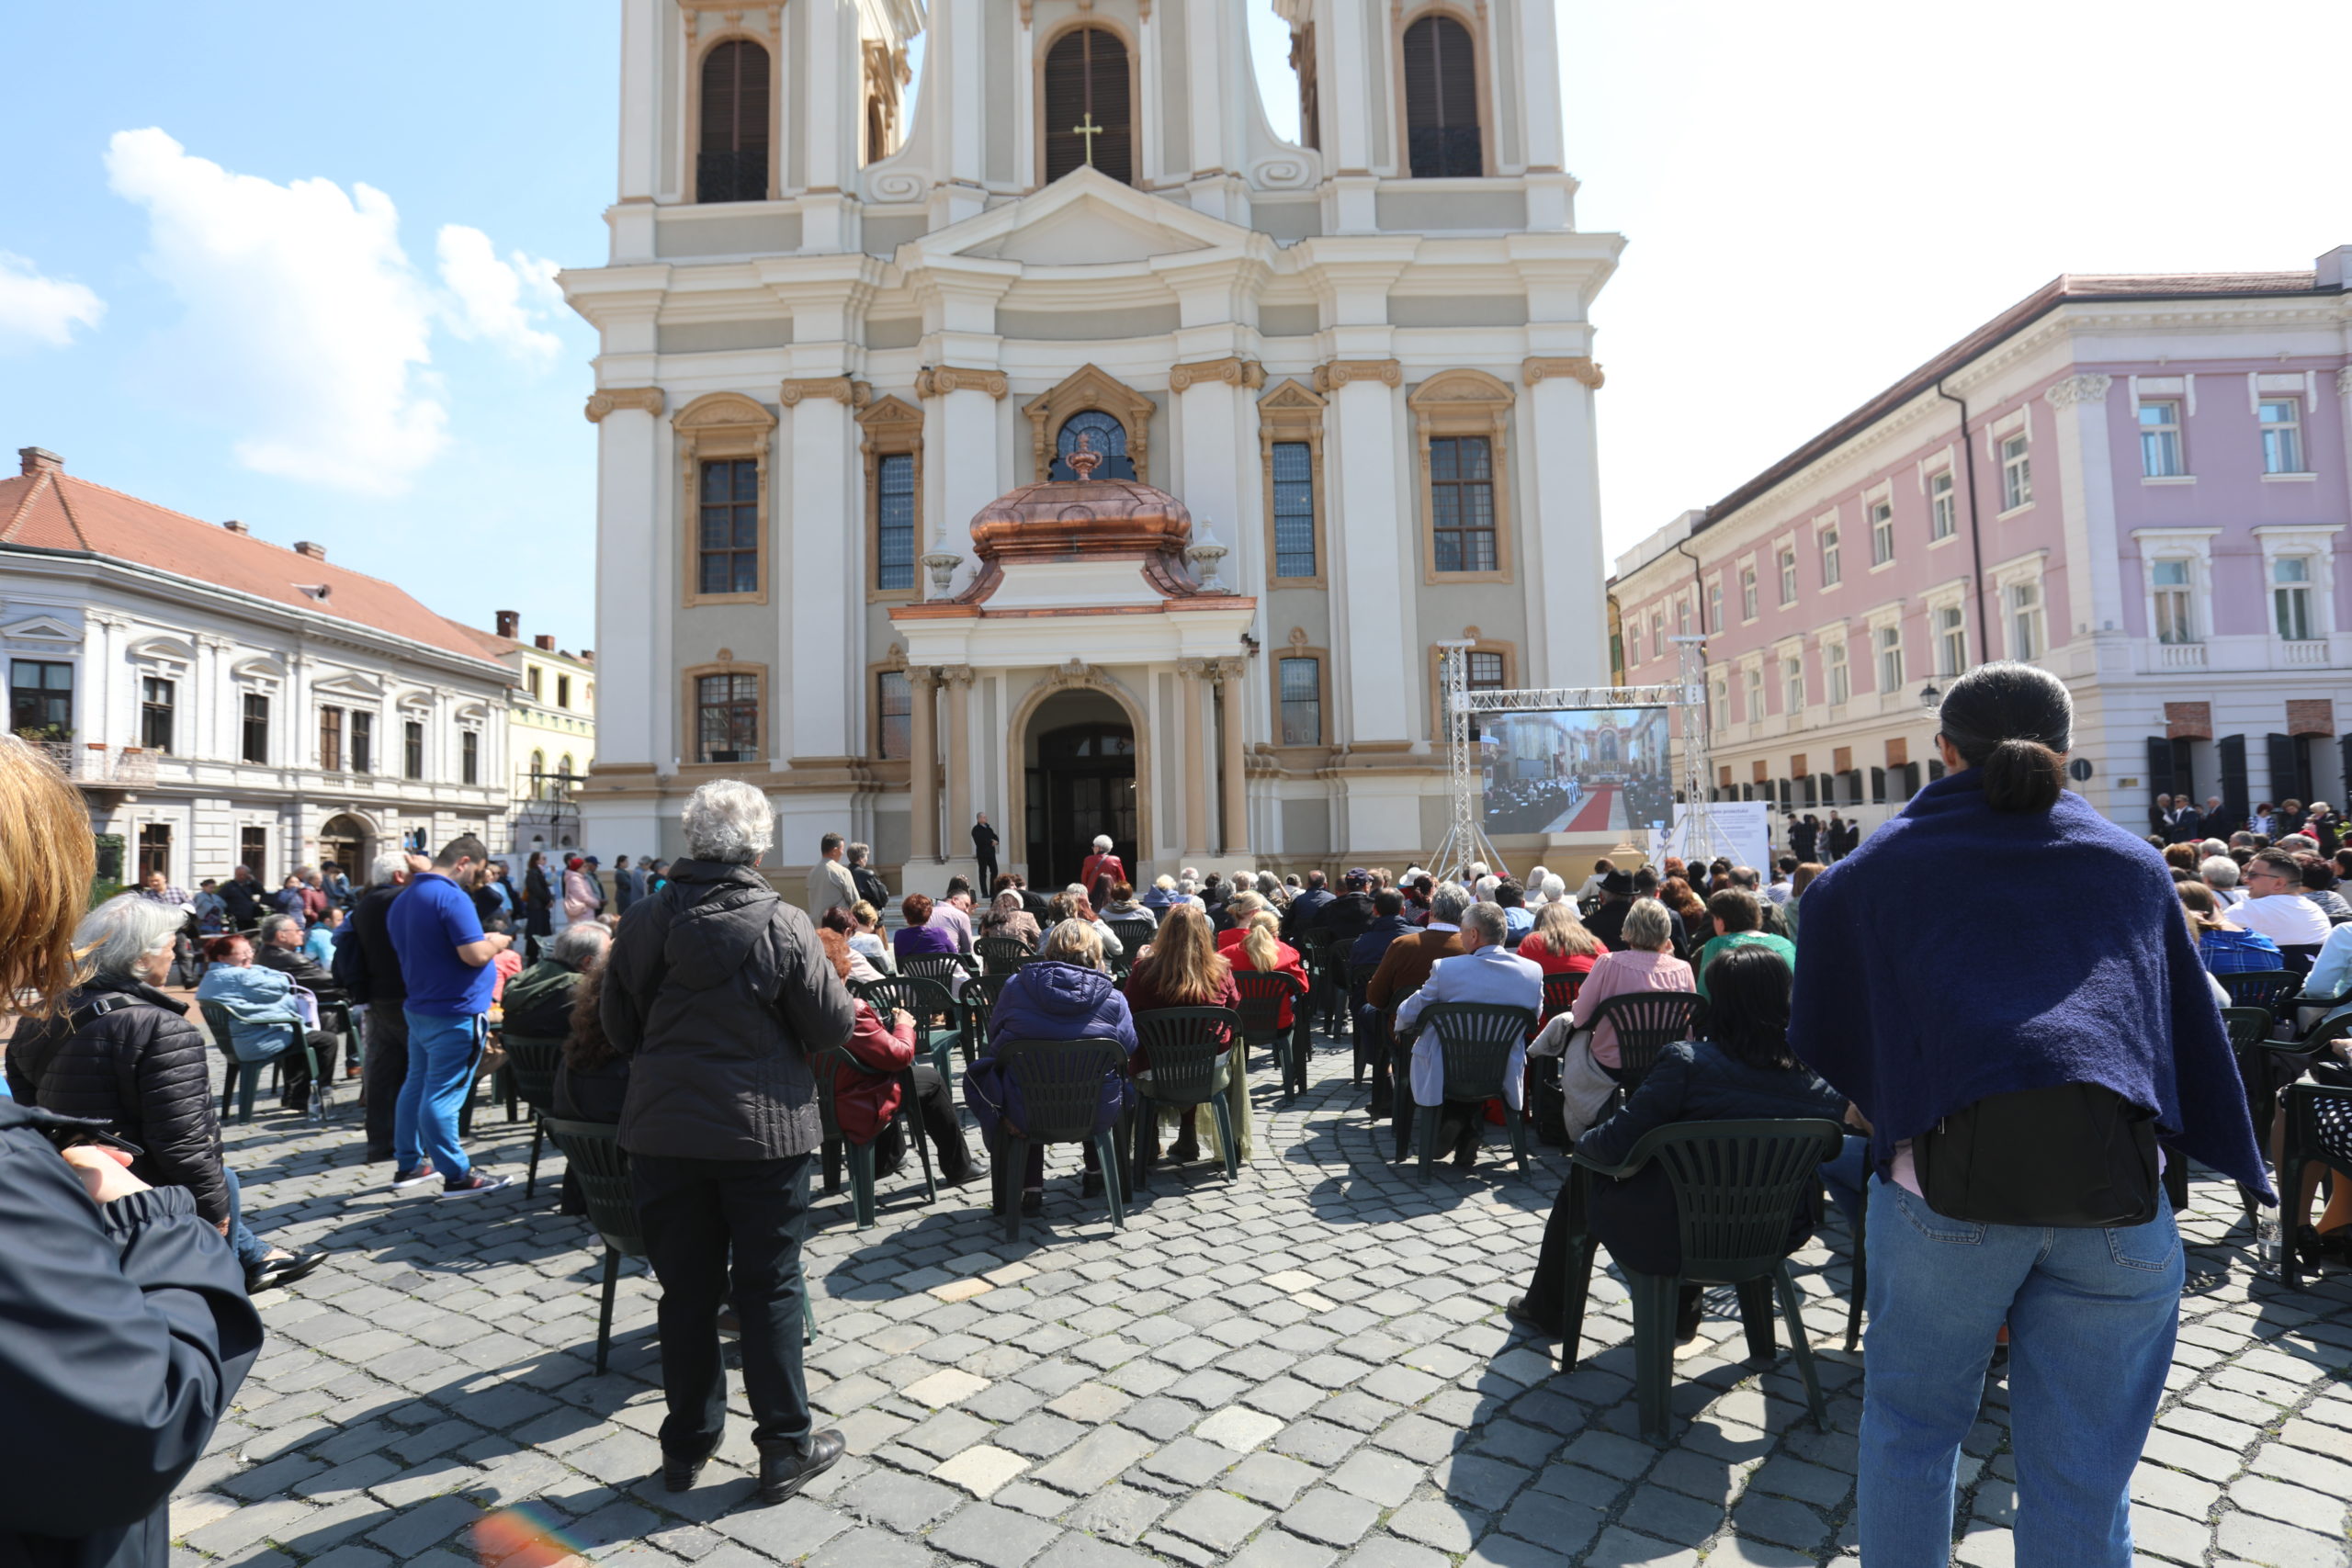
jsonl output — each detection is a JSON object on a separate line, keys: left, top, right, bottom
{"left": 1479, "top": 706, "right": 1674, "bottom": 835}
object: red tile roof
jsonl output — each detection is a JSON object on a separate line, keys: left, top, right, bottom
{"left": 0, "top": 461, "right": 505, "bottom": 669}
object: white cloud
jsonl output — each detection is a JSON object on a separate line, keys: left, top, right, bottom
{"left": 104, "top": 126, "right": 447, "bottom": 493}
{"left": 0, "top": 253, "right": 106, "bottom": 350}
{"left": 435, "top": 224, "right": 564, "bottom": 361}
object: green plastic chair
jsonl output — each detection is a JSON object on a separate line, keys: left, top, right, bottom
{"left": 1400, "top": 1001, "right": 1539, "bottom": 1180}
{"left": 1107, "top": 919, "right": 1157, "bottom": 975}
{"left": 989, "top": 1036, "right": 1131, "bottom": 1243}
{"left": 962, "top": 973, "right": 1013, "bottom": 1067}
{"left": 811, "top": 1045, "right": 937, "bottom": 1229}
{"left": 500, "top": 1032, "right": 565, "bottom": 1199}
{"left": 1128, "top": 1007, "right": 1241, "bottom": 1188}
{"left": 199, "top": 999, "right": 325, "bottom": 1126}
{"left": 541, "top": 1117, "right": 816, "bottom": 1373}
{"left": 1233, "top": 969, "right": 1308, "bottom": 1098}
{"left": 898, "top": 953, "right": 977, "bottom": 989}
{"left": 976, "top": 936, "right": 1035, "bottom": 976}
{"left": 853, "top": 975, "right": 960, "bottom": 1085}
{"left": 1556, "top": 1117, "right": 1846, "bottom": 1442}
{"left": 2219, "top": 969, "right": 2302, "bottom": 1021}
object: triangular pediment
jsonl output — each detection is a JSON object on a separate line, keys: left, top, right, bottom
{"left": 905, "top": 166, "right": 1257, "bottom": 270}
{"left": 0, "top": 613, "right": 81, "bottom": 643}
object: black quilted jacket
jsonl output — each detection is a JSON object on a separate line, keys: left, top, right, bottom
{"left": 5, "top": 980, "right": 231, "bottom": 1226}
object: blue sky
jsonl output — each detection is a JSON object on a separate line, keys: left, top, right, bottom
{"left": 6, "top": 2, "right": 2350, "bottom": 654}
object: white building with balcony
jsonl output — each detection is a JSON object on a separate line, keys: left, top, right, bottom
{"left": 1612, "top": 254, "right": 2352, "bottom": 842}
{"left": 0, "top": 447, "right": 514, "bottom": 886}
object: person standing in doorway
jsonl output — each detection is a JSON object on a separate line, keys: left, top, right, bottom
{"left": 972, "top": 813, "right": 1001, "bottom": 891}
{"left": 386, "top": 836, "right": 512, "bottom": 1198}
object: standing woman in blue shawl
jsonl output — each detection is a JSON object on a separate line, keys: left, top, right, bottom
{"left": 1790, "top": 662, "right": 2268, "bottom": 1568}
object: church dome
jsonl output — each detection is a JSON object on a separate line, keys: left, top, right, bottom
{"left": 968, "top": 474, "right": 1193, "bottom": 564}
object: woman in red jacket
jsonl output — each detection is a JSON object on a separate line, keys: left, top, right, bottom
{"left": 1227, "top": 908, "right": 1308, "bottom": 1031}
{"left": 818, "top": 931, "right": 980, "bottom": 1184}
{"left": 1516, "top": 900, "right": 1607, "bottom": 978}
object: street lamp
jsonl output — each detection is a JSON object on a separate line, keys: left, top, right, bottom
{"left": 1917, "top": 682, "right": 1941, "bottom": 711}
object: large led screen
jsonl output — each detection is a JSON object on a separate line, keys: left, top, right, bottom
{"left": 1479, "top": 706, "right": 1674, "bottom": 835}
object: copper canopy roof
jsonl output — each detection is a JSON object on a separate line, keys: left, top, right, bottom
{"left": 968, "top": 474, "right": 1194, "bottom": 564}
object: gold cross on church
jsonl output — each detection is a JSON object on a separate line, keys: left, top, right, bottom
{"left": 1072, "top": 113, "right": 1103, "bottom": 166}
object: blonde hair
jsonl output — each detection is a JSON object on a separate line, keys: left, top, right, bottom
{"left": 1239, "top": 908, "right": 1283, "bottom": 973}
{"left": 1530, "top": 899, "right": 1601, "bottom": 959}
{"left": 0, "top": 735, "right": 97, "bottom": 1017}
{"left": 1224, "top": 890, "right": 1268, "bottom": 924}
{"left": 1131, "top": 902, "right": 1230, "bottom": 1005}
{"left": 1042, "top": 918, "right": 1106, "bottom": 971}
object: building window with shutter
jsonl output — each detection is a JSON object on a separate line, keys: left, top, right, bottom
{"left": 529, "top": 749, "right": 547, "bottom": 798}
{"left": 404, "top": 719, "right": 425, "bottom": 780}
{"left": 1820, "top": 525, "right": 1841, "bottom": 587}
{"left": 1876, "top": 625, "right": 1905, "bottom": 692}
{"left": 1278, "top": 657, "right": 1322, "bottom": 746}
{"left": 697, "top": 39, "right": 771, "bottom": 203}
{"left": 140, "top": 677, "right": 175, "bottom": 753}
{"left": 1271, "top": 442, "right": 1317, "bottom": 579}
{"left": 2007, "top": 580, "right": 2045, "bottom": 660}
{"left": 1869, "top": 497, "right": 1895, "bottom": 566}
{"left": 240, "top": 827, "right": 266, "bottom": 876}
{"left": 2152, "top": 559, "right": 2197, "bottom": 644}
{"left": 1429, "top": 435, "right": 1498, "bottom": 571}
{"left": 876, "top": 671, "right": 911, "bottom": 761}
{"left": 241, "top": 694, "right": 270, "bottom": 764}
{"left": 350, "top": 711, "right": 374, "bottom": 775}
{"left": 1042, "top": 27, "right": 1133, "bottom": 186}
{"left": 319, "top": 706, "right": 344, "bottom": 773}
{"left": 1784, "top": 656, "right": 1804, "bottom": 716}
{"left": 1936, "top": 604, "right": 1969, "bottom": 676}
{"left": 698, "top": 458, "right": 761, "bottom": 595}
{"left": 697, "top": 673, "right": 761, "bottom": 763}
{"left": 1778, "top": 547, "right": 1798, "bottom": 605}
{"left": 460, "top": 728, "right": 479, "bottom": 785}
{"left": 1929, "top": 469, "right": 1959, "bottom": 539}
{"left": 1707, "top": 581, "right": 1723, "bottom": 634}
{"left": 1824, "top": 639, "right": 1849, "bottom": 705}
{"left": 876, "top": 452, "right": 917, "bottom": 591}
{"left": 1739, "top": 565, "right": 1758, "bottom": 621}
{"left": 2273, "top": 556, "right": 2316, "bottom": 641}
{"left": 557, "top": 674, "right": 571, "bottom": 709}
{"left": 2000, "top": 432, "right": 2032, "bottom": 511}
{"left": 1402, "top": 13, "right": 1481, "bottom": 176}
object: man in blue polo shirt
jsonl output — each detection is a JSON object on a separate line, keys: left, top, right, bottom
{"left": 387, "top": 833, "right": 514, "bottom": 1197}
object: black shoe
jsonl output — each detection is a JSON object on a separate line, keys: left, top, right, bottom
{"left": 757, "top": 1429, "right": 845, "bottom": 1505}
{"left": 1080, "top": 1170, "right": 1105, "bottom": 1199}
{"left": 661, "top": 1450, "right": 711, "bottom": 1493}
{"left": 1168, "top": 1137, "right": 1201, "bottom": 1165}
{"left": 246, "top": 1248, "right": 328, "bottom": 1294}
{"left": 1020, "top": 1190, "right": 1044, "bottom": 1217}
{"left": 945, "top": 1157, "right": 990, "bottom": 1189}
{"left": 1504, "top": 1295, "right": 1561, "bottom": 1338}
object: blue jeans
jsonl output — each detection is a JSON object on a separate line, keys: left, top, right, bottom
{"left": 1820, "top": 1134, "right": 1871, "bottom": 1228}
{"left": 222, "top": 1165, "right": 270, "bottom": 1269}
{"left": 394, "top": 1010, "right": 481, "bottom": 1180}
{"left": 1858, "top": 1178, "right": 2181, "bottom": 1567}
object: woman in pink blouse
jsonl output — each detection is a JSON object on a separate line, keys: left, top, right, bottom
{"left": 1559, "top": 897, "right": 1692, "bottom": 1068}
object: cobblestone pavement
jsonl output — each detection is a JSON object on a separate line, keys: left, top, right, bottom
{"left": 175, "top": 1030, "right": 2352, "bottom": 1568}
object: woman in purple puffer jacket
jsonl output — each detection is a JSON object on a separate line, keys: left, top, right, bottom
{"left": 963, "top": 920, "right": 1136, "bottom": 1217}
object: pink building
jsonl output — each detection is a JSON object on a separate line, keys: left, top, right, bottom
{"left": 1611, "top": 250, "right": 2352, "bottom": 844}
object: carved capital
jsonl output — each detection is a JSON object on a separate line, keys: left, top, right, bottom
{"left": 916, "top": 366, "right": 1010, "bottom": 400}
{"left": 1312, "top": 359, "right": 1404, "bottom": 393}
{"left": 2336, "top": 367, "right": 2352, "bottom": 398}
{"left": 2043, "top": 373, "right": 2113, "bottom": 408}
{"left": 778, "top": 377, "right": 870, "bottom": 409}
{"left": 908, "top": 666, "right": 942, "bottom": 694}
{"left": 1210, "top": 656, "right": 1249, "bottom": 682}
{"left": 940, "top": 663, "right": 977, "bottom": 689}
{"left": 1177, "top": 657, "right": 1216, "bottom": 680}
{"left": 1170, "top": 356, "right": 1267, "bottom": 393}
{"left": 1522, "top": 355, "right": 1604, "bottom": 390}
{"left": 583, "top": 386, "right": 666, "bottom": 423}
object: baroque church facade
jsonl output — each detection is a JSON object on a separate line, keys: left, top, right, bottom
{"left": 565, "top": 0, "right": 1620, "bottom": 893}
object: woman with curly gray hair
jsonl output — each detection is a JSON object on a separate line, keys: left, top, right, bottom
{"left": 601, "top": 779, "right": 852, "bottom": 1505}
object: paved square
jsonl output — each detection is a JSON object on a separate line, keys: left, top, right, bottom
{"left": 175, "top": 1032, "right": 2352, "bottom": 1567}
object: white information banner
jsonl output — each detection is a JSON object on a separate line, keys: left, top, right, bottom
{"left": 1645, "top": 801, "right": 1771, "bottom": 874}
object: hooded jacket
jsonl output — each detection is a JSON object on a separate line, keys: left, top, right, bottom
{"left": 0, "top": 1100, "right": 262, "bottom": 1568}
{"left": 602, "top": 858, "right": 854, "bottom": 1161}
{"left": 5, "top": 980, "right": 231, "bottom": 1226}
{"left": 965, "top": 961, "right": 1136, "bottom": 1143}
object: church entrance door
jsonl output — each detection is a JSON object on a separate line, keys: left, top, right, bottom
{"left": 1026, "top": 721, "right": 1137, "bottom": 892}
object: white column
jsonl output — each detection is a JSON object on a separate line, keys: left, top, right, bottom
{"left": 920, "top": 367, "right": 1009, "bottom": 592}
{"left": 1323, "top": 364, "right": 1414, "bottom": 744}
{"left": 2044, "top": 374, "right": 2124, "bottom": 677}
{"left": 1172, "top": 360, "right": 1255, "bottom": 588}
{"left": 784, "top": 378, "right": 857, "bottom": 761}
{"left": 1522, "top": 358, "right": 1609, "bottom": 686}
{"left": 588, "top": 393, "right": 665, "bottom": 771}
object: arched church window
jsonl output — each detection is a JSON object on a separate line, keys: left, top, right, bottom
{"left": 1053, "top": 411, "right": 1136, "bottom": 481}
{"left": 1402, "top": 14, "right": 1481, "bottom": 177}
{"left": 1042, "top": 28, "right": 1133, "bottom": 186}
{"left": 698, "top": 39, "right": 772, "bottom": 203}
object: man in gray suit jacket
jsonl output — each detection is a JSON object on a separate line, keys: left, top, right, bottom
{"left": 1395, "top": 902, "right": 1543, "bottom": 1169}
